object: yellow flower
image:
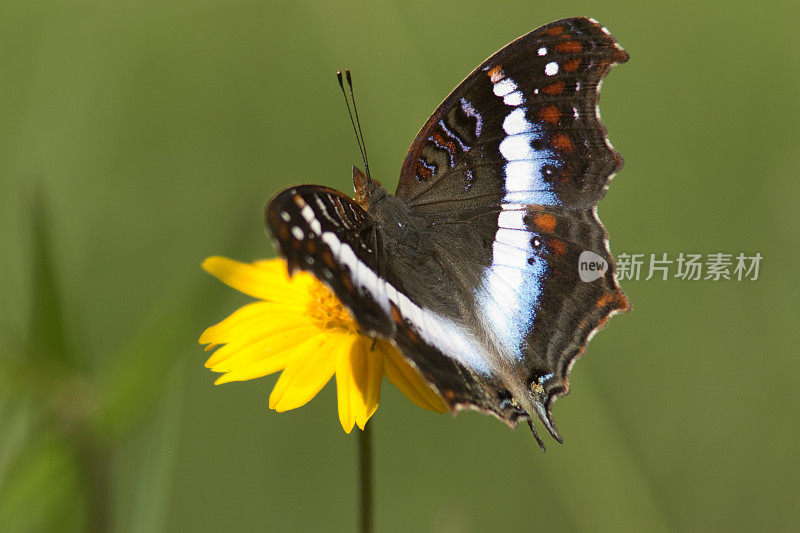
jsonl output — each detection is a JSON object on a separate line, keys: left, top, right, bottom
{"left": 200, "top": 256, "right": 448, "bottom": 432}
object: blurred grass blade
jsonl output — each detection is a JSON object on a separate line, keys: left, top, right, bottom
{"left": 0, "top": 392, "right": 35, "bottom": 490}
{"left": 126, "top": 360, "right": 186, "bottom": 533}
{"left": 26, "top": 186, "right": 73, "bottom": 369}
{"left": 94, "top": 285, "right": 209, "bottom": 441}
{"left": 95, "top": 215, "right": 257, "bottom": 441}
{"left": 0, "top": 437, "right": 81, "bottom": 532}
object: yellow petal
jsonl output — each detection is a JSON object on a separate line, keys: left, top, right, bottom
{"left": 209, "top": 322, "right": 317, "bottom": 372}
{"left": 253, "top": 259, "right": 316, "bottom": 290}
{"left": 268, "top": 332, "right": 347, "bottom": 412}
{"left": 210, "top": 325, "right": 320, "bottom": 381}
{"left": 202, "top": 256, "right": 310, "bottom": 302}
{"left": 200, "top": 301, "right": 305, "bottom": 347}
{"left": 336, "top": 336, "right": 384, "bottom": 433}
{"left": 204, "top": 321, "right": 310, "bottom": 370}
{"left": 355, "top": 338, "right": 384, "bottom": 429}
{"left": 381, "top": 340, "right": 448, "bottom": 413}
{"left": 333, "top": 338, "right": 358, "bottom": 433}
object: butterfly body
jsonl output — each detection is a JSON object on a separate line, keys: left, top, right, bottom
{"left": 363, "top": 182, "right": 427, "bottom": 262}
{"left": 267, "top": 18, "right": 630, "bottom": 445}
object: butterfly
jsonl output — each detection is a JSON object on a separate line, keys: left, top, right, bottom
{"left": 265, "top": 17, "right": 630, "bottom": 448}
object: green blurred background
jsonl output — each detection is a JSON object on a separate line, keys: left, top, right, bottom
{"left": 2, "top": 0, "right": 799, "bottom": 531}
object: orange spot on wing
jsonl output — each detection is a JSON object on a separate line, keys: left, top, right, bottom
{"left": 539, "top": 105, "right": 561, "bottom": 124}
{"left": 416, "top": 161, "right": 433, "bottom": 181}
{"left": 341, "top": 274, "right": 355, "bottom": 293}
{"left": 546, "top": 26, "right": 564, "bottom": 35}
{"left": 549, "top": 239, "right": 566, "bottom": 256}
{"left": 533, "top": 213, "right": 557, "bottom": 233}
{"left": 555, "top": 40, "right": 583, "bottom": 52}
{"left": 306, "top": 239, "right": 316, "bottom": 254}
{"left": 552, "top": 133, "right": 574, "bottom": 153}
{"left": 597, "top": 293, "right": 613, "bottom": 308}
{"left": 487, "top": 65, "right": 504, "bottom": 83}
{"left": 431, "top": 130, "right": 458, "bottom": 159}
{"left": 278, "top": 224, "right": 289, "bottom": 241}
{"left": 390, "top": 304, "right": 402, "bottom": 325}
{"left": 322, "top": 250, "right": 335, "bottom": 269}
{"left": 543, "top": 81, "right": 565, "bottom": 95}
{"left": 563, "top": 58, "right": 581, "bottom": 72}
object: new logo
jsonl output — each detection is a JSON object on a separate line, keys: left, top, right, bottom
{"left": 578, "top": 250, "right": 608, "bottom": 282}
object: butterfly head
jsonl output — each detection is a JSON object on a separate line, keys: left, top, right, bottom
{"left": 352, "top": 165, "right": 383, "bottom": 210}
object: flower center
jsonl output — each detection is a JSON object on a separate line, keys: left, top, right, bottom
{"left": 308, "top": 279, "right": 357, "bottom": 332}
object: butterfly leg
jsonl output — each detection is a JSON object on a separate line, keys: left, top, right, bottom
{"left": 526, "top": 419, "right": 546, "bottom": 453}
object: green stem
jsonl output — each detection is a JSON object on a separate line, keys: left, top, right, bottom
{"left": 77, "top": 434, "right": 111, "bottom": 533}
{"left": 358, "top": 422, "right": 373, "bottom": 533}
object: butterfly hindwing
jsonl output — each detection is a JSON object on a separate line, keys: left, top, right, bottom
{"left": 490, "top": 205, "right": 630, "bottom": 424}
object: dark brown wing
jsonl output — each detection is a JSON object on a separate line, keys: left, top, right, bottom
{"left": 388, "top": 18, "right": 630, "bottom": 440}
{"left": 396, "top": 17, "right": 628, "bottom": 211}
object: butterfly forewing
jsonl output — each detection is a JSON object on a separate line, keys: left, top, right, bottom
{"left": 397, "top": 17, "right": 628, "bottom": 211}
{"left": 266, "top": 186, "right": 394, "bottom": 336}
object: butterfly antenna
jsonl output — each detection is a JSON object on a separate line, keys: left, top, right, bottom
{"left": 337, "top": 69, "right": 371, "bottom": 179}
{"left": 345, "top": 70, "right": 372, "bottom": 179}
